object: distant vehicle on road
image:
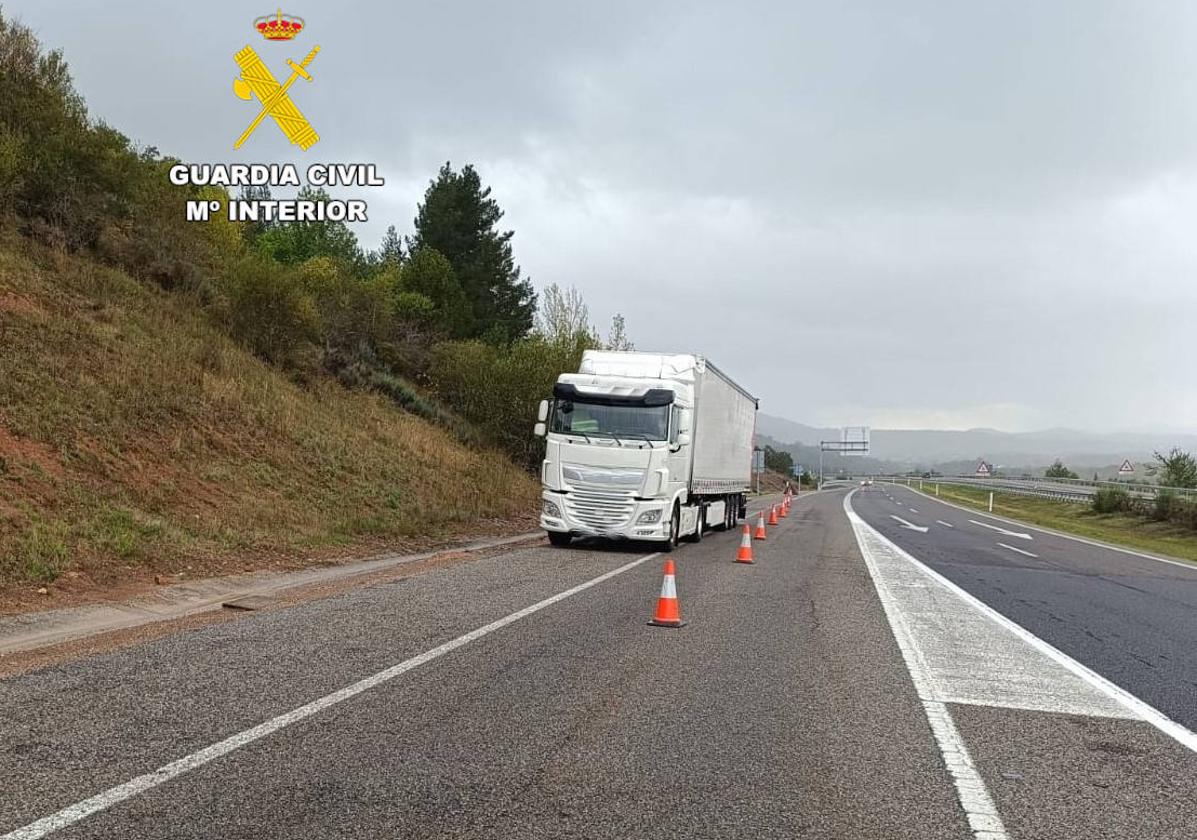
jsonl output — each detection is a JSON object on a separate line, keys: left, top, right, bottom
{"left": 534, "top": 351, "right": 758, "bottom": 549}
{"left": 861, "top": 478, "right": 874, "bottom": 486}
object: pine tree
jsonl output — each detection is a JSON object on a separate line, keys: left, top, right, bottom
{"left": 408, "top": 163, "right": 536, "bottom": 341}
{"left": 378, "top": 224, "right": 404, "bottom": 267}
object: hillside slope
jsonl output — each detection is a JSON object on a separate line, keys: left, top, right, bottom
{"left": 0, "top": 238, "right": 539, "bottom": 608}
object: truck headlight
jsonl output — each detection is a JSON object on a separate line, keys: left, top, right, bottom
{"left": 636, "top": 509, "right": 662, "bottom": 524}
{"left": 543, "top": 500, "right": 562, "bottom": 518}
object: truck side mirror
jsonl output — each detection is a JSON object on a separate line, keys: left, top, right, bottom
{"left": 678, "top": 408, "right": 693, "bottom": 433}
{"left": 537, "top": 400, "right": 549, "bottom": 422}
{"left": 533, "top": 422, "right": 547, "bottom": 437}
{"left": 676, "top": 432, "right": 691, "bottom": 447}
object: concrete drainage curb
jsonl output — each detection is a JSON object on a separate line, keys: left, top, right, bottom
{"left": 0, "top": 531, "right": 543, "bottom": 656}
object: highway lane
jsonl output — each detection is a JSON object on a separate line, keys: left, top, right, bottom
{"left": 6, "top": 487, "right": 1197, "bottom": 839}
{"left": 852, "top": 483, "right": 1197, "bottom": 731}
{"left": 846, "top": 485, "right": 1197, "bottom": 839}
{"left": 0, "top": 492, "right": 970, "bottom": 840}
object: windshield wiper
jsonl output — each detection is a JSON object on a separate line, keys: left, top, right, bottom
{"left": 613, "top": 431, "right": 656, "bottom": 447}
{"left": 587, "top": 430, "right": 624, "bottom": 447}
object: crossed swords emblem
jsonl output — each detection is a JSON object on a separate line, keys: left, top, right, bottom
{"left": 232, "top": 44, "right": 321, "bottom": 150}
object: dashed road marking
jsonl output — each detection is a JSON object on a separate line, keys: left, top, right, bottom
{"left": 936, "top": 520, "right": 955, "bottom": 529}
{"left": 901, "top": 485, "right": 1197, "bottom": 573}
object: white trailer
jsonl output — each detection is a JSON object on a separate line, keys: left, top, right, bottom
{"left": 533, "top": 351, "right": 758, "bottom": 548}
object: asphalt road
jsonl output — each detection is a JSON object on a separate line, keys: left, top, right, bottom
{"left": 2, "top": 489, "right": 1196, "bottom": 839}
{"left": 853, "top": 483, "right": 1197, "bottom": 729}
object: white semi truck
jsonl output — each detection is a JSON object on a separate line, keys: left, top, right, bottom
{"left": 533, "top": 351, "right": 758, "bottom": 548}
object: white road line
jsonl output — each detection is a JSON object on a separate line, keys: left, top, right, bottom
{"left": 967, "top": 519, "right": 1032, "bottom": 541}
{"left": 903, "top": 486, "right": 1197, "bottom": 573}
{"left": 997, "top": 542, "right": 1038, "bottom": 558}
{"left": 910, "top": 507, "right": 920, "bottom": 513}
{"left": 847, "top": 490, "right": 1197, "bottom": 755}
{"left": 845, "top": 493, "right": 1010, "bottom": 840}
{"left": 0, "top": 552, "right": 662, "bottom": 840}
{"left": 890, "top": 515, "right": 929, "bottom": 533}
{"left": 936, "top": 520, "right": 955, "bottom": 529}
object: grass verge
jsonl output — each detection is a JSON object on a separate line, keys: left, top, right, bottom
{"left": 908, "top": 481, "right": 1197, "bottom": 564}
{"left": 0, "top": 237, "right": 540, "bottom": 607}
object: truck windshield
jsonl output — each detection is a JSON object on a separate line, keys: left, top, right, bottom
{"left": 550, "top": 399, "right": 670, "bottom": 441}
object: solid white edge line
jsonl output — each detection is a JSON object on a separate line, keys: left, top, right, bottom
{"left": 850, "top": 490, "right": 1197, "bottom": 756}
{"left": 1, "top": 552, "right": 662, "bottom": 840}
{"left": 895, "top": 483, "right": 1197, "bottom": 573}
{"left": 996, "top": 542, "right": 1038, "bottom": 559}
{"left": 843, "top": 491, "right": 1009, "bottom": 840}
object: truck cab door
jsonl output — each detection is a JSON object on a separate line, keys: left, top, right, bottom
{"left": 665, "top": 405, "right": 691, "bottom": 496}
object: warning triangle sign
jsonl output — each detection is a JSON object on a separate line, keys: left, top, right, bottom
{"left": 975, "top": 460, "right": 991, "bottom": 476}
{"left": 1118, "top": 459, "right": 1134, "bottom": 475}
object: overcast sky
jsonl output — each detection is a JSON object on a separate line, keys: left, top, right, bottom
{"left": 13, "top": 1, "right": 1197, "bottom": 432}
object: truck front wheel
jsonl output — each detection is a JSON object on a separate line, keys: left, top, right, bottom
{"left": 665, "top": 505, "right": 680, "bottom": 551}
{"left": 547, "top": 531, "right": 572, "bottom": 548}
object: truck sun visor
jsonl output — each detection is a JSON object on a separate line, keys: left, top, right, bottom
{"left": 553, "top": 383, "right": 674, "bottom": 407}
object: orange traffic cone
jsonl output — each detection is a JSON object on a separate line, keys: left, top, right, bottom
{"left": 754, "top": 512, "right": 767, "bottom": 540}
{"left": 735, "top": 524, "right": 755, "bottom": 564}
{"left": 648, "top": 558, "right": 685, "bottom": 628}
{"left": 779, "top": 500, "right": 789, "bottom": 518}
{"left": 768, "top": 505, "right": 779, "bottom": 526}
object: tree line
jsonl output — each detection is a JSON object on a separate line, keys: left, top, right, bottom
{"left": 0, "top": 13, "right": 628, "bottom": 469}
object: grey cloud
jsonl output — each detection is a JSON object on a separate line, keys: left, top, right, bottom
{"left": 11, "top": 0, "right": 1197, "bottom": 431}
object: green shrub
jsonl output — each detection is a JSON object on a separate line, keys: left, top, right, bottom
{"left": 221, "top": 257, "right": 321, "bottom": 368}
{"left": 1092, "top": 487, "right": 1131, "bottom": 514}
{"left": 426, "top": 335, "right": 591, "bottom": 469}
{"left": 1152, "top": 490, "right": 1179, "bottom": 522}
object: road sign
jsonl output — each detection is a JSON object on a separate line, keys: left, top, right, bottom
{"left": 840, "top": 426, "right": 870, "bottom": 457}
{"left": 1118, "top": 459, "right": 1134, "bottom": 475}
{"left": 975, "top": 460, "right": 991, "bottom": 477}
{"left": 753, "top": 448, "right": 765, "bottom": 473}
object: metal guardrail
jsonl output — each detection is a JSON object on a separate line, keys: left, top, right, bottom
{"left": 878, "top": 475, "right": 1197, "bottom": 504}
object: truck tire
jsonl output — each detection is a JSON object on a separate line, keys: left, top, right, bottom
{"left": 665, "top": 505, "right": 680, "bottom": 551}
{"left": 547, "top": 531, "right": 572, "bottom": 548}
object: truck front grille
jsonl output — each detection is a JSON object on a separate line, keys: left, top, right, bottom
{"left": 564, "top": 484, "right": 637, "bottom": 531}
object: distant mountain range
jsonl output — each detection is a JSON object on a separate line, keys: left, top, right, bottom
{"left": 755, "top": 413, "right": 1197, "bottom": 477}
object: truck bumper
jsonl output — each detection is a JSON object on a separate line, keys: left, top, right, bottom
{"left": 540, "top": 492, "right": 670, "bottom": 541}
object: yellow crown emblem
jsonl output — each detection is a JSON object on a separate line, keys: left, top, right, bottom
{"left": 254, "top": 9, "right": 305, "bottom": 41}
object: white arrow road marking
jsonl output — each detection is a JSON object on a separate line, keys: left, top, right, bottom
{"left": 998, "top": 542, "right": 1039, "bottom": 558}
{"left": 936, "top": 520, "right": 954, "bottom": 528}
{"left": 890, "top": 515, "right": 929, "bottom": 533}
{"left": 968, "top": 519, "right": 1032, "bottom": 540}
